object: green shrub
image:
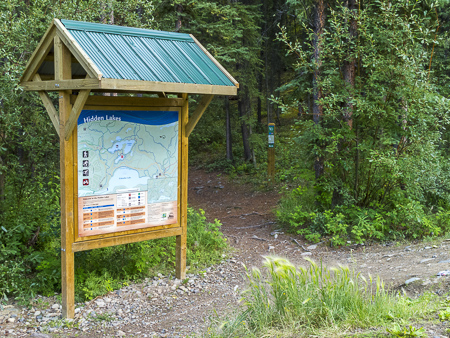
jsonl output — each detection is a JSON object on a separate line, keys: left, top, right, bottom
{"left": 0, "top": 206, "right": 227, "bottom": 303}
{"left": 277, "top": 181, "right": 450, "bottom": 245}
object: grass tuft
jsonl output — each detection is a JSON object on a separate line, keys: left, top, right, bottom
{"left": 207, "top": 256, "right": 438, "bottom": 337}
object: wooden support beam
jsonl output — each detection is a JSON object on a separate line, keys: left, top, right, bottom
{"left": 176, "top": 93, "right": 188, "bottom": 280}
{"left": 70, "top": 95, "right": 185, "bottom": 107}
{"left": 55, "top": 35, "right": 76, "bottom": 319}
{"left": 100, "top": 78, "right": 237, "bottom": 96}
{"left": 20, "top": 25, "right": 56, "bottom": 82}
{"left": 33, "top": 74, "right": 60, "bottom": 136}
{"left": 72, "top": 227, "right": 182, "bottom": 252}
{"left": 45, "top": 53, "right": 79, "bottom": 63}
{"left": 39, "top": 75, "right": 91, "bottom": 81}
{"left": 90, "top": 89, "right": 162, "bottom": 95}
{"left": 20, "top": 78, "right": 100, "bottom": 91}
{"left": 64, "top": 89, "right": 90, "bottom": 141}
{"left": 54, "top": 19, "right": 103, "bottom": 80}
{"left": 185, "top": 94, "right": 214, "bottom": 138}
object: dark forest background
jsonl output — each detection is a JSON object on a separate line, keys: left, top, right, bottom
{"left": 2, "top": 0, "right": 450, "bottom": 301}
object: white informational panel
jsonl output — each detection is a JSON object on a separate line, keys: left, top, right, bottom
{"left": 77, "top": 110, "right": 179, "bottom": 237}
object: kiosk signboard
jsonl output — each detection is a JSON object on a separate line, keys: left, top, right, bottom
{"left": 77, "top": 110, "right": 179, "bottom": 237}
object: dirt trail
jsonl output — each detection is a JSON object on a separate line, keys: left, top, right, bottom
{"left": 189, "top": 170, "right": 450, "bottom": 290}
{"left": 2, "top": 169, "right": 450, "bottom": 337}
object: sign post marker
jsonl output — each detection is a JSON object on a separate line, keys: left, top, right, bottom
{"left": 268, "top": 123, "right": 275, "bottom": 180}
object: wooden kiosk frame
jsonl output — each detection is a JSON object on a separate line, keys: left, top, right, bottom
{"left": 19, "top": 19, "right": 238, "bottom": 318}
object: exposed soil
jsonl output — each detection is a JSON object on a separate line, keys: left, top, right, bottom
{"left": 2, "top": 169, "right": 450, "bottom": 337}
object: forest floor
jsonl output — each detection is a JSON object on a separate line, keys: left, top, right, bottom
{"left": 2, "top": 169, "right": 450, "bottom": 337}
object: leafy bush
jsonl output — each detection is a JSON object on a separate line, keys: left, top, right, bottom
{"left": 277, "top": 181, "right": 450, "bottom": 245}
{"left": 0, "top": 206, "right": 227, "bottom": 303}
{"left": 0, "top": 177, "right": 60, "bottom": 302}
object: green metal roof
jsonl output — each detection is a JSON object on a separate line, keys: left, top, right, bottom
{"left": 60, "top": 19, "right": 235, "bottom": 87}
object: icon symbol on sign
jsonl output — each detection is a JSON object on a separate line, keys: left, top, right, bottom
{"left": 83, "top": 179, "right": 89, "bottom": 186}
{"left": 83, "top": 169, "right": 89, "bottom": 176}
{"left": 83, "top": 151, "right": 89, "bottom": 158}
{"left": 83, "top": 160, "right": 89, "bottom": 167}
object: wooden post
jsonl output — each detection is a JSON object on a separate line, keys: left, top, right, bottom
{"left": 56, "top": 36, "right": 75, "bottom": 319}
{"left": 176, "top": 93, "right": 188, "bottom": 280}
{"left": 268, "top": 123, "right": 275, "bottom": 180}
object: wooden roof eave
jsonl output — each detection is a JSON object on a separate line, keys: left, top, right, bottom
{"left": 20, "top": 77, "right": 238, "bottom": 96}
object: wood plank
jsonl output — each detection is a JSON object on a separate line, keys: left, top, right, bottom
{"left": 23, "top": 78, "right": 236, "bottom": 95}
{"left": 20, "top": 24, "right": 56, "bottom": 82}
{"left": 70, "top": 95, "right": 185, "bottom": 107}
{"left": 40, "top": 74, "right": 88, "bottom": 81}
{"left": 90, "top": 89, "right": 163, "bottom": 95}
{"left": 189, "top": 34, "right": 239, "bottom": 88}
{"left": 82, "top": 105, "right": 178, "bottom": 112}
{"left": 55, "top": 35, "right": 75, "bottom": 319}
{"left": 74, "top": 222, "right": 180, "bottom": 243}
{"left": 72, "top": 227, "right": 182, "bottom": 252}
{"left": 176, "top": 93, "right": 188, "bottom": 280}
{"left": 33, "top": 74, "right": 60, "bottom": 136}
{"left": 20, "top": 78, "right": 100, "bottom": 91}
{"left": 100, "top": 78, "right": 238, "bottom": 96}
{"left": 185, "top": 94, "right": 214, "bottom": 137}
{"left": 64, "top": 90, "right": 91, "bottom": 141}
{"left": 45, "top": 53, "right": 79, "bottom": 63}
{"left": 54, "top": 19, "right": 103, "bottom": 80}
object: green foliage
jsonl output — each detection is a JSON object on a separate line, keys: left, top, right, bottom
{"left": 439, "top": 307, "right": 450, "bottom": 321}
{"left": 276, "top": 0, "right": 450, "bottom": 243}
{"left": 8, "top": 206, "right": 226, "bottom": 302}
{"left": 208, "top": 256, "right": 437, "bottom": 337}
{"left": 386, "top": 325, "right": 427, "bottom": 338}
{"left": 277, "top": 184, "right": 450, "bottom": 244}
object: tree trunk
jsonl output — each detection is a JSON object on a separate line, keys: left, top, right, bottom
{"left": 312, "top": 0, "right": 326, "bottom": 125}
{"left": 343, "top": 0, "right": 357, "bottom": 129}
{"left": 0, "top": 155, "right": 4, "bottom": 203}
{"left": 225, "top": 96, "right": 233, "bottom": 161}
{"left": 239, "top": 94, "right": 252, "bottom": 161}
{"left": 175, "top": 4, "right": 183, "bottom": 31}
{"left": 265, "top": 50, "right": 272, "bottom": 124}
{"left": 257, "top": 71, "right": 262, "bottom": 126}
{"left": 313, "top": 0, "right": 326, "bottom": 181}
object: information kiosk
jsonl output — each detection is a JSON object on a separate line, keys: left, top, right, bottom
{"left": 19, "top": 19, "right": 238, "bottom": 318}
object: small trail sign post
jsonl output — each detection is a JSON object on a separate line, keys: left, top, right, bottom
{"left": 268, "top": 123, "right": 275, "bottom": 179}
{"left": 19, "top": 19, "right": 238, "bottom": 318}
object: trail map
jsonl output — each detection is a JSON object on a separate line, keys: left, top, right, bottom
{"left": 77, "top": 110, "right": 178, "bottom": 237}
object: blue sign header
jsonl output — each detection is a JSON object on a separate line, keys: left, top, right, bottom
{"left": 78, "top": 110, "right": 178, "bottom": 126}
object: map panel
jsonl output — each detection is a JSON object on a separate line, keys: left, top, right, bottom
{"left": 77, "top": 110, "right": 179, "bottom": 237}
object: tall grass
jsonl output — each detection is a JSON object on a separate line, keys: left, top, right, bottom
{"left": 208, "top": 256, "right": 437, "bottom": 337}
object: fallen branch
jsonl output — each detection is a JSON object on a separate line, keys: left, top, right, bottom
{"left": 291, "top": 238, "right": 306, "bottom": 251}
